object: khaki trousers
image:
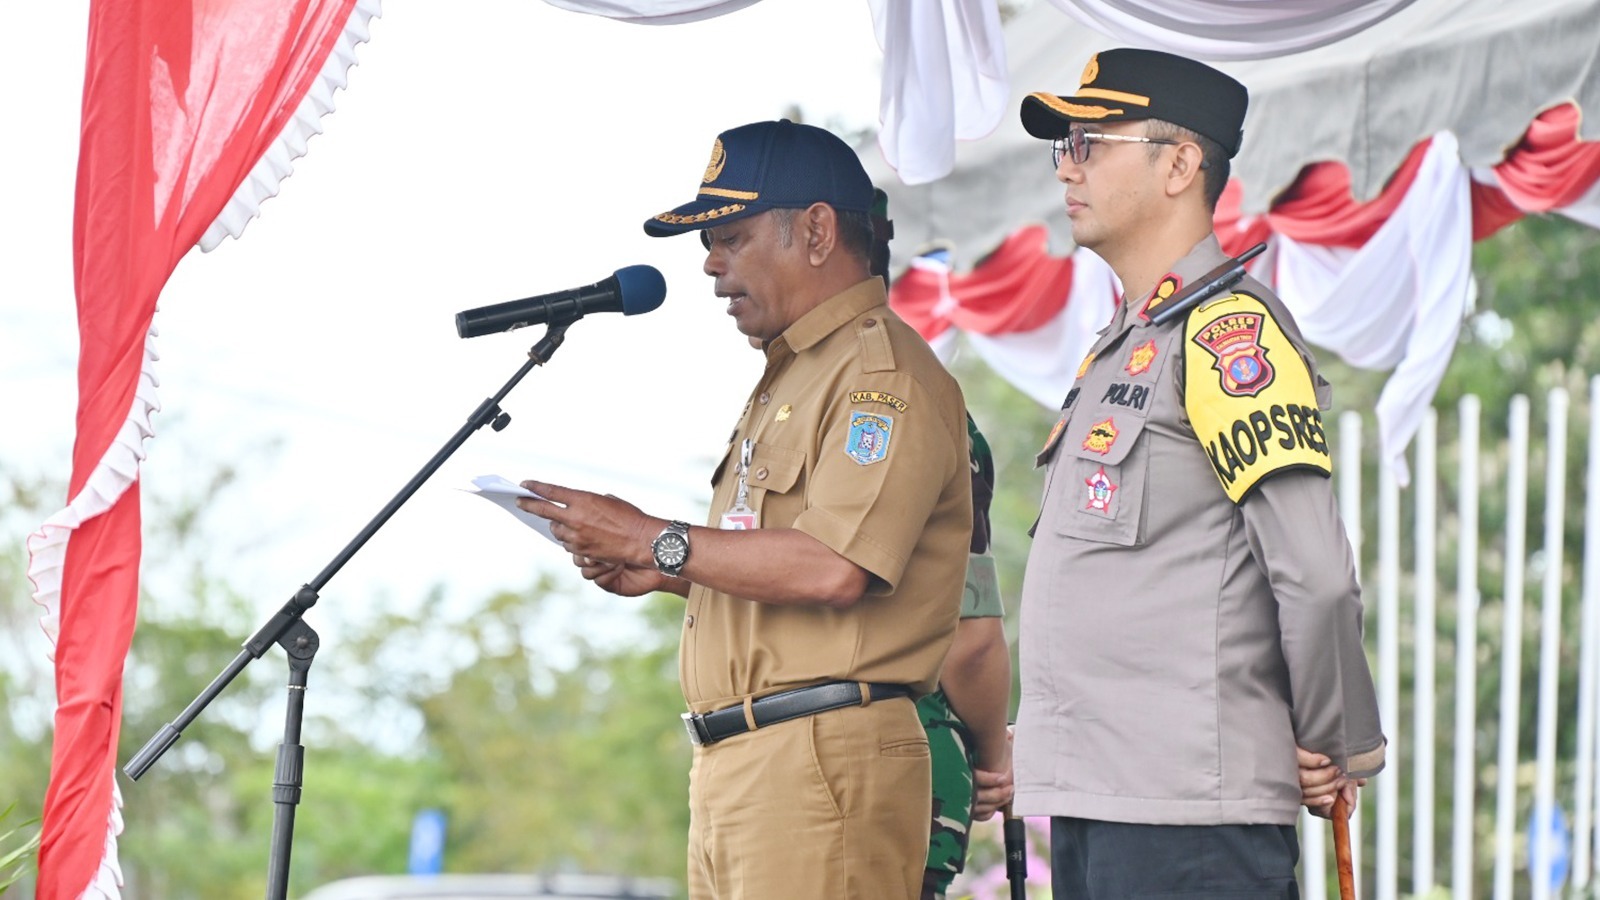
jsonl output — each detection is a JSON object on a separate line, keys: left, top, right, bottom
{"left": 687, "top": 696, "right": 929, "bottom": 900}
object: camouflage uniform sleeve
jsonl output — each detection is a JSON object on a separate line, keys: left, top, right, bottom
{"left": 961, "top": 414, "right": 1004, "bottom": 620}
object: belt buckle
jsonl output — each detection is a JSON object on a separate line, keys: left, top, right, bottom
{"left": 681, "top": 711, "right": 710, "bottom": 747}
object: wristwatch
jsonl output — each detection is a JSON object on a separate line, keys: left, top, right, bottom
{"left": 651, "top": 520, "right": 691, "bottom": 577}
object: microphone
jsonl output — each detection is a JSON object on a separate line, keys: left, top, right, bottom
{"left": 455, "top": 265, "right": 667, "bottom": 338}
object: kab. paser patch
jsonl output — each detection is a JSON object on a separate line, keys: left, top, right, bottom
{"left": 1184, "top": 292, "right": 1330, "bottom": 502}
{"left": 845, "top": 410, "right": 893, "bottom": 465}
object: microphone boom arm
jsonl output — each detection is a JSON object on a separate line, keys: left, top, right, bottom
{"left": 125, "top": 320, "right": 572, "bottom": 900}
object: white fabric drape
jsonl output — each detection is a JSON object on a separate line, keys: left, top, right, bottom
{"left": 1044, "top": 0, "right": 1419, "bottom": 59}
{"left": 869, "top": 0, "right": 1009, "bottom": 185}
{"left": 1273, "top": 133, "right": 1472, "bottom": 483}
{"left": 541, "top": 0, "right": 1009, "bottom": 184}
{"left": 540, "top": 0, "right": 760, "bottom": 25}
{"left": 1557, "top": 177, "right": 1600, "bottom": 230}
{"left": 939, "top": 247, "right": 1119, "bottom": 408}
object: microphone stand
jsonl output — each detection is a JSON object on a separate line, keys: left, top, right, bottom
{"left": 125, "top": 321, "right": 573, "bottom": 900}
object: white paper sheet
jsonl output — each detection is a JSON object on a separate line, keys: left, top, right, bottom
{"left": 463, "top": 474, "right": 560, "bottom": 545}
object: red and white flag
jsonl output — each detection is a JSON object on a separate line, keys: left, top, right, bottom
{"left": 27, "top": 1, "right": 374, "bottom": 896}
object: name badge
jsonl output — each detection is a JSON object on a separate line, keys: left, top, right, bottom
{"left": 721, "top": 438, "right": 759, "bottom": 530}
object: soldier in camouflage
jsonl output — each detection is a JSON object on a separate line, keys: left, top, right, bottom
{"left": 917, "top": 415, "right": 1013, "bottom": 900}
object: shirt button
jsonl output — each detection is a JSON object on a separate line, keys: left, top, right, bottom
{"left": 863, "top": 318, "right": 877, "bottom": 328}
{"left": 685, "top": 614, "right": 695, "bottom": 627}
{"left": 755, "top": 467, "right": 769, "bottom": 480}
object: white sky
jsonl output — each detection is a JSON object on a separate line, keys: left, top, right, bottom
{"left": 0, "top": 0, "right": 891, "bottom": 660}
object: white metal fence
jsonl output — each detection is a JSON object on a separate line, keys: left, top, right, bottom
{"left": 1299, "top": 378, "right": 1600, "bottom": 899}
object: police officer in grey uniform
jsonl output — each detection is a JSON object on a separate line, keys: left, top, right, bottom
{"left": 1008, "top": 49, "right": 1386, "bottom": 898}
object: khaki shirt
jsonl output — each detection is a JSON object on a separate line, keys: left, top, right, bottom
{"left": 1013, "top": 236, "right": 1385, "bottom": 826}
{"left": 680, "top": 278, "right": 972, "bottom": 713}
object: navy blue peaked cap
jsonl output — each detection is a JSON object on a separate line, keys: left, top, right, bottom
{"left": 644, "top": 120, "right": 874, "bottom": 237}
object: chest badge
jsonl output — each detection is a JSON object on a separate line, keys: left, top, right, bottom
{"left": 1041, "top": 416, "right": 1067, "bottom": 456}
{"left": 775, "top": 404, "right": 792, "bottom": 422}
{"left": 1125, "top": 339, "right": 1158, "bottom": 376}
{"left": 1084, "top": 466, "right": 1118, "bottom": 513}
{"left": 846, "top": 411, "right": 894, "bottom": 466}
{"left": 1192, "top": 311, "right": 1276, "bottom": 397}
{"left": 1082, "top": 418, "right": 1119, "bottom": 455}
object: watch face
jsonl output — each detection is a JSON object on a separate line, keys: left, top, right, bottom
{"left": 655, "top": 534, "right": 688, "bottom": 568}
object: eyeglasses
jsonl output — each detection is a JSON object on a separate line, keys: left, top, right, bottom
{"left": 1051, "top": 124, "right": 1181, "bottom": 168}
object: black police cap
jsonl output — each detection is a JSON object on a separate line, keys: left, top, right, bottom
{"left": 1020, "top": 48, "right": 1248, "bottom": 159}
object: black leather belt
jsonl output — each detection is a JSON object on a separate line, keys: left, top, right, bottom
{"left": 681, "top": 681, "right": 912, "bottom": 747}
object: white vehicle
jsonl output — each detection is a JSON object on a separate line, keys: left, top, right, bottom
{"left": 300, "top": 873, "right": 677, "bottom": 900}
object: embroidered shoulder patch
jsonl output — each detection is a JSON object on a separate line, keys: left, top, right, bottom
{"left": 849, "top": 390, "right": 909, "bottom": 412}
{"left": 1191, "top": 306, "right": 1275, "bottom": 397}
{"left": 1184, "top": 292, "right": 1330, "bottom": 502}
{"left": 846, "top": 411, "right": 894, "bottom": 465}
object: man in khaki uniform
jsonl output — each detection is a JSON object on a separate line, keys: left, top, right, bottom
{"left": 1007, "top": 50, "right": 1386, "bottom": 897}
{"left": 519, "top": 119, "right": 971, "bottom": 900}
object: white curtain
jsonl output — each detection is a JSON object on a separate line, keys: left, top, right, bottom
{"left": 869, "top": 0, "right": 1009, "bottom": 185}
{"left": 1045, "top": 0, "right": 1419, "bottom": 59}
{"left": 1273, "top": 133, "right": 1472, "bottom": 483}
{"left": 543, "top": 0, "right": 1009, "bottom": 184}
{"left": 540, "top": 0, "right": 761, "bottom": 25}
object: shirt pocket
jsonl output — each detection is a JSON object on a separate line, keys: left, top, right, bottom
{"left": 1053, "top": 411, "right": 1150, "bottom": 547}
{"left": 747, "top": 441, "right": 807, "bottom": 522}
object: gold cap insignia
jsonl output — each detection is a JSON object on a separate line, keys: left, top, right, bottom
{"left": 703, "top": 138, "right": 727, "bottom": 184}
{"left": 1080, "top": 53, "right": 1100, "bottom": 88}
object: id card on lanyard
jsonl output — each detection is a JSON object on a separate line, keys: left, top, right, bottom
{"left": 720, "top": 438, "right": 759, "bottom": 530}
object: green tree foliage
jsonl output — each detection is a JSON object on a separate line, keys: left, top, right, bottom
{"left": 947, "top": 348, "right": 1058, "bottom": 711}
{"left": 0, "top": 803, "right": 41, "bottom": 894}
{"left": 0, "top": 460, "right": 691, "bottom": 899}
{"left": 1306, "top": 214, "right": 1600, "bottom": 894}
{"left": 0, "top": 473, "right": 61, "bottom": 899}
{"left": 337, "top": 586, "right": 689, "bottom": 884}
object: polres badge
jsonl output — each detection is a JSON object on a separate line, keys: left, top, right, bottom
{"left": 846, "top": 411, "right": 894, "bottom": 465}
{"left": 1192, "top": 309, "right": 1276, "bottom": 397}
